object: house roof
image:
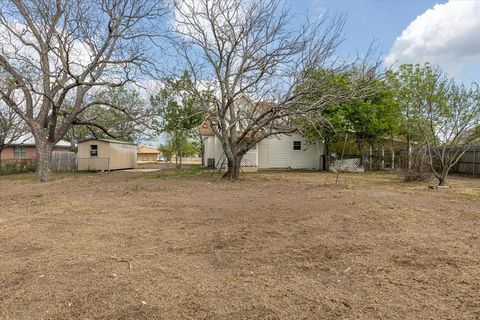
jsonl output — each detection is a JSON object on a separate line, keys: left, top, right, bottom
{"left": 10, "top": 134, "right": 71, "bottom": 148}
{"left": 199, "top": 95, "right": 279, "bottom": 137}
{"left": 455, "top": 128, "right": 480, "bottom": 145}
{"left": 200, "top": 121, "right": 215, "bottom": 136}
{"left": 137, "top": 145, "right": 159, "bottom": 154}
{"left": 78, "top": 138, "right": 137, "bottom": 146}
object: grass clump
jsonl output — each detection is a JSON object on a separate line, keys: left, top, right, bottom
{"left": 150, "top": 165, "right": 206, "bottom": 179}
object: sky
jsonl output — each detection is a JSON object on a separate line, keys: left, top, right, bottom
{"left": 287, "top": 0, "right": 480, "bottom": 83}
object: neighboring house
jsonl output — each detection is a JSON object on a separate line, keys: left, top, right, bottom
{"left": 0, "top": 134, "right": 70, "bottom": 161}
{"left": 170, "top": 154, "right": 202, "bottom": 165}
{"left": 77, "top": 138, "right": 137, "bottom": 171}
{"left": 137, "top": 145, "right": 160, "bottom": 163}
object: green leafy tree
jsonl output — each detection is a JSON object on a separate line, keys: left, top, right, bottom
{"left": 390, "top": 63, "right": 480, "bottom": 186}
{"left": 160, "top": 136, "right": 200, "bottom": 167}
{"left": 66, "top": 87, "right": 149, "bottom": 146}
{"left": 344, "top": 80, "right": 399, "bottom": 167}
{"left": 150, "top": 72, "right": 205, "bottom": 168}
{"left": 297, "top": 70, "right": 399, "bottom": 171}
{"left": 388, "top": 64, "right": 439, "bottom": 170}
{"left": 295, "top": 69, "right": 352, "bottom": 170}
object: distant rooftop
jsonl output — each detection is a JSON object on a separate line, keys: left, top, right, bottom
{"left": 10, "top": 134, "right": 71, "bottom": 148}
{"left": 137, "top": 145, "right": 159, "bottom": 154}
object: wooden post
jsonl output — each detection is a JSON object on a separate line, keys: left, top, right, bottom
{"left": 391, "top": 146, "right": 395, "bottom": 170}
{"left": 473, "top": 148, "right": 476, "bottom": 175}
{"left": 381, "top": 146, "right": 385, "bottom": 169}
{"left": 369, "top": 145, "right": 373, "bottom": 170}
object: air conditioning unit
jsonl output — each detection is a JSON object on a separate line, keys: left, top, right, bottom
{"left": 207, "top": 158, "right": 215, "bottom": 168}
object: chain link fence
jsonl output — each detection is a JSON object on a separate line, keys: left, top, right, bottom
{"left": 328, "top": 150, "right": 409, "bottom": 173}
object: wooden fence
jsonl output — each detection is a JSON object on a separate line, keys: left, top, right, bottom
{"left": 452, "top": 147, "right": 480, "bottom": 175}
{"left": 52, "top": 151, "right": 77, "bottom": 172}
{"left": 0, "top": 151, "right": 77, "bottom": 175}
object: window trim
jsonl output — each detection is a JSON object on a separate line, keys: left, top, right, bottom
{"left": 90, "top": 145, "right": 98, "bottom": 157}
{"left": 293, "top": 141, "right": 302, "bottom": 151}
{"left": 13, "top": 146, "right": 27, "bottom": 158}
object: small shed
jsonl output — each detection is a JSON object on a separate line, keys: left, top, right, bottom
{"left": 77, "top": 138, "right": 137, "bottom": 171}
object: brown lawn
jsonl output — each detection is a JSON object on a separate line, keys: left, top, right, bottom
{"left": 0, "top": 168, "right": 479, "bottom": 319}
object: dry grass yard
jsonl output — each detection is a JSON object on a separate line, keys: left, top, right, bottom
{"left": 0, "top": 168, "right": 479, "bottom": 319}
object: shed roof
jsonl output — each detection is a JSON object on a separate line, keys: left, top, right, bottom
{"left": 78, "top": 138, "right": 137, "bottom": 146}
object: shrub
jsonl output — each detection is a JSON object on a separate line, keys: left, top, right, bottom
{"left": 404, "top": 169, "right": 431, "bottom": 182}
{"left": 0, "top": 160, "right": 36, "bottom": 175}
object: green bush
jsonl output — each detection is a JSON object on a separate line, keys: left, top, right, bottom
{"left": 0, "top": 161, "right": 36, "bottom": 175}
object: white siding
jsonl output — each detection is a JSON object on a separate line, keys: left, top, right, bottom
{"left": 203, "top": 136, "right": 226, "bottom": 168}
{"left": 258, "top": 140, "right": 269, "bottom": 169}
{"left": 258, "top": 133, "right": 323, "bottom": 170}
{"left": 261, "top": 136, "right": 290, "bottom": 168}
{"left": 202, "top": 133, "right": 322, "bottom": 170}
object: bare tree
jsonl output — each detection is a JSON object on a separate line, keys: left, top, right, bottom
{"left": 172, "top": 0, "right": 379, "bottom": 179}
{"left": 417, "top": 80, "right": 480, "bottom": 186}
{"left": 0, "top": 0, "right": 168, "bottom": 181}
{"left": 0, "top": 102, "right": 27, "bottom": 161}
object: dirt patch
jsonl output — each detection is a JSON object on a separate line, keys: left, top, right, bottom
{"left": 0, "top": 170, "right": 479, "bottom": 319}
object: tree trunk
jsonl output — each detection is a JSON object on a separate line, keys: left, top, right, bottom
{"left": 407, "top": 135, "right": 412, "bottom": 171}
{"left": 324, "top": 138, "right": 331, "bottom": 171}
{"left": 35, "top": 141, "right": 54, "bottom": 182}
{"left": 437, "top": 176, "right": 447, "bottom": 186}
{"left": 381, "top": 146, "right": 385, "bottom": 170}
{"left": 369, "top": 144, "right": 373, "bottom": 171}
{"left": 357, "top": 138, "right": 365, "bottom": 166}
{"left": 390, "top": 134, "right": 395, "bottom": 170}
{"left": 223, "top": 155, "right": 242, "bottom": 179}
{"left": 68, "top": 129, "right": 78, "bottom": 151}
{"left": 437, "top": 167, "right": 451, "bottom": 186}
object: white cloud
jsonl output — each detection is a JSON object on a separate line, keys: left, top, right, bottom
{"left": 385, "top": 0, "right": 480, "bottom": 75}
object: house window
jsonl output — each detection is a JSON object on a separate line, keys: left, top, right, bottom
{"left": 293, "top": 141, "right": 302, "bottom": 150}
{"left": 13, "top": 146, "right": 27, "bottom": 158}
{"left": 90, "top": 145, "right": 98, "bottom": 157}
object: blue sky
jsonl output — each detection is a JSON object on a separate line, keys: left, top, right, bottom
{"left": 287, "top": 0, "right": 480, "bottom": 82}
{"left": 297, "top": 0, "right": 442, "bottom": 56}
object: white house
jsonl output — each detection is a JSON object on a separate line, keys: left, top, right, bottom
{"left": 200, "top": 94, "right": 324, "bottom": 170}
{"left": 201, "top": 128, "right": 324, "bottom": 171}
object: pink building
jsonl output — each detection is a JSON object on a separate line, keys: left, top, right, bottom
{"left": 0, "top": 135, "right": 71, "bottom": 161}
